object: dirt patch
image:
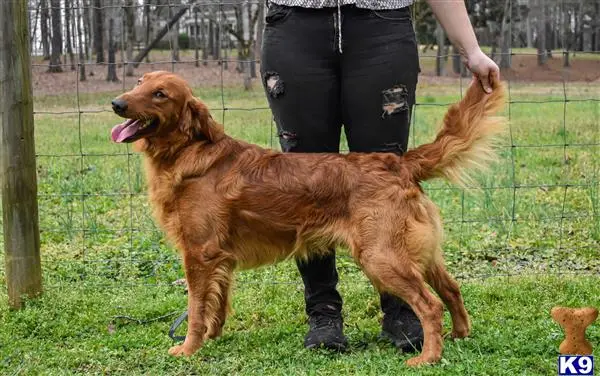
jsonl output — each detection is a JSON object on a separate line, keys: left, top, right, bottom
{"left": 31, "top": 60, "right": 250, "bottom": 97}
{"left": 499, "top": 54, "right": 600, "bottom": 83}
{"left": 31, "top": 53, "right": 600, "bottom": 97}
{"left": 437, "top": 53, "right": 600, "bottom": 83}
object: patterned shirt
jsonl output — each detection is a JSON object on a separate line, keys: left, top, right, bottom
{"left": 269, "top": 0, "right": 414, "bottom": 10}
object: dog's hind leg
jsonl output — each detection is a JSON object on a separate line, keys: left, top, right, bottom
{"left": 169, "top": 246, "right": 235, "bottom": 357}
{"left": 425, "top": 256, "right": 470, "bottom": 339}
{"left": 357, "top": 249, "right": 444, "bottom": 367}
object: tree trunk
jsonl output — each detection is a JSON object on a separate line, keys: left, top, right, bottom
{"left": 125, "top": 0, "right": 135, "bottom": 76}
{"left": 211, "top": 16, "right": 221, "bottom": 60}
{"left": 132, "top": 6, "right": 189, "bottom": 67}
{"left": 65, "top": 0, "right": 76, "bottom": 71}
{"left": 595, "top": 0, "right": 600, "bottom": 51}
{"left": 563, "top": 2, "right": 571, "bottom": 67}
{"left": 537, "top": 0, "right": 547, "bottom": 66}
{"left": 255, "top": 2, "right": 264, "bottom": 74}
{"left": 194, "top": 7, "right": 199, "bottom": 67}
{"left": 435, "top": 22, "right": 445, "bottom": 76}
{"left": 525, "top": 8, "right": 533, "bottom": 48}
{"left": 235, "top": 5, "right": 244, "bottom": 72}
{"left": 215, "top": 23, "right": 221, "bottom": 61}
{"left": 82, "top": 0, "right": 90, "bottom": 61}
{"left": 76, "top": 0, "right": 86, "bottom": 81}
{"left": 248, "top": 3, "right": 257, "bottom": 78}
{"left": 169, "top": 2, "right": 180, "bottom": 62}
{"left": 238, "top": 2, "right": 251, "bottom": 86}
{"left": 40, "top": 0, "right": 50, "bottom": 60}
{"left": 107, "top": 17, "right": 119, "bottom": 82}
{"left": 30, "top": 0, "right": 41, "bottom": 54}
{"left": 576, "top": 0, "right": 586, "bottom": 52}
{"left": 144, "top": 0, "right": 151, "bottom": 63}
{"left": 208, "top": 17, "right": 214, "bottom": 57}
{"left": 93, "top": 0, "right": 104, "bottom": 63}
{"left": 48, "top": 0, "right": 63, "bottom": 72}
{"left": 546, "top": 19, "right": 553, "bottom": 58}
{"left": 201, "top": 9, "right": 208, "bottom": 66}
{"left": 452, "top": 45, "right": 462, "bottom": 75}
{"left": 499, "top": 0, "right": 511, "bottom": 69}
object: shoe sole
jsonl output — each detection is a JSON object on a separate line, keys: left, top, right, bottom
{"left": 305, "top": 341, "right": 348, "bottom": 352}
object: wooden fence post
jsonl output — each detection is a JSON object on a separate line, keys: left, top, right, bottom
{"left": 0, "top": 0, "right": 43, "bottom": 309}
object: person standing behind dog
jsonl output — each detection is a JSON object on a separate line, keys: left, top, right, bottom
{"left": 260, "top": 0, "right": 500, "bottom": 352}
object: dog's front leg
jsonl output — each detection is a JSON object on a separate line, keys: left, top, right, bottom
{"left": 169, "top": 248, "right": 235, "bottom": 357}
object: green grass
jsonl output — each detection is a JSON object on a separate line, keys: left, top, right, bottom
{"left": 1, "top": 273, "right": 599, "bottom": 375}
{"left": 0, "top": 80, "right": 598, "bottom": 374}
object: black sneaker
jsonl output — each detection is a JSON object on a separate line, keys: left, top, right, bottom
{"left": 380, "top": 310, "right": 424, "bottom": 353}
{"left": 303, "top": 313, "right": 348, "bottom": 352}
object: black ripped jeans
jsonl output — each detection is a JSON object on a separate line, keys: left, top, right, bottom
{"left": 260, "top": 4, "right": 420, "bottom": 318}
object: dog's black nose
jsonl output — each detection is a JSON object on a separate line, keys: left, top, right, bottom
{"left": 112, "top": 98, "right": 128, "bottom": 113}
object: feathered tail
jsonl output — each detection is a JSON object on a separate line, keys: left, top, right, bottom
{"left": 403, "top": 75, "right": 506, "bottom": 187}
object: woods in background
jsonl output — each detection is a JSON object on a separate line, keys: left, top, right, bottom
{"left": 30, "top": 0, "right": 600, "bottom": 83}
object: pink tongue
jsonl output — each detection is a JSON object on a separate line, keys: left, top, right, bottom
{"left": 111, "top": 119, "right": 141, "bottom": 143}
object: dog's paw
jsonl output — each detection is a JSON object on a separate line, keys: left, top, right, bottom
{"left": 405, "top": 355, "right": 438, "bottom": 367}
{"left": 168, "top": 344, "right": 195, "bottom": 357}
{"left": 450, "top": 328, "right": 470, "bottom": 339}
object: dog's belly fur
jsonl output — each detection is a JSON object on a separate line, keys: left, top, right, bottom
{"left": 228, "top": 207, "right": 355, "bottom": 269}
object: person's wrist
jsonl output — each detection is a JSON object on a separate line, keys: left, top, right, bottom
{"left": 464, "top": 46, "right": 484, "bottom": 61}
{"left": 456, "top": 44, "right": 481, "bottom": 66}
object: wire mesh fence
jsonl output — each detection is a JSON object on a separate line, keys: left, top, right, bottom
{"left": 2, "top": 0, "right": 599, "bottom": 293}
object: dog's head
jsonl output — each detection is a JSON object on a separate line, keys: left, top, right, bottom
{"left": 110, "top": 71, "right": 223, "bottom": 145}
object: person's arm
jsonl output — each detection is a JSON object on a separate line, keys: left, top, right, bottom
{"left": 425, "top": 0, "right": 499, "bottom": 93}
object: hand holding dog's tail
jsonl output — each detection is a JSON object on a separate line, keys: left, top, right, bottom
{"left": 403, "top": 74, "right": 506, "bottom": 187}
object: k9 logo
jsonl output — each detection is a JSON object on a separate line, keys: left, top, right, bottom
{"left": 558, "top": 356, "right": 594, "bottom": 376}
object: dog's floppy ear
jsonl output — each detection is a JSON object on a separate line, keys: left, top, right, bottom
{"left": 181, "top": 97, "right": 224, "bottom": 143}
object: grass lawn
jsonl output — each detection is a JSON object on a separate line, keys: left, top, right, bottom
{"left": 1, "top": 273, "right": 599, "bottom": 375}
{"left": 0, "top": 78, "right": 598, "bottom": 375}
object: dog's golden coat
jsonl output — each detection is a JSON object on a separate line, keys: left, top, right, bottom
{"left": 111, "top": 71, "right": 505, "bottom": 366}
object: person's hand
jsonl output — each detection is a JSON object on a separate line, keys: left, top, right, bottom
{"left": 463, "top": 48, "right": 500, "bottom": 94}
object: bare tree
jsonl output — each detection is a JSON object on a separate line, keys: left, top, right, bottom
{"left": 107, "top": 17, "right": 119, "bottom": 82}
{"left": 65, "top": 0, "right": 76, "bottom": 71}
{"left": 536, "top": 0, "right": 547, "bottom": 66}
{"left": 595, "top": 0, "right": 600, "bottom": 51}
{"left": 30, "top": 0, "right": 42, "bottom": 55}
{"left": 451, "top": 46, "right": 464, "bottom": 76}
{"left": 201, "top": 8, "right": 208, "bottom": 66}
{"left": 93, "top": 0, "right": 104, "bottom": 63}
{"left": 525, "top": 4, "right": 533, "bottom": 48}
{"left": 498, "top": 0, "right": 511, "bottom": 69}
{"left": 193, "top": 5, "right": 200, "bottom": 67}
{"left": 48, "top": 0, "right": 63, "bottom": 72}
{"left": 435, "top": 22, "right": 445, "bottom": 76}
{"left": 170, "top": 0, "right": 181, "bottom": 62}
{"left": 563, "top": 0, "right": 572, "bottom": 67}
{"left": 132, "top": 6, "right": 189, "bottom": 66}
{"left": 209, "top": 9, "right": 220, "bottom": 60}
{"left": 76, "top": 0, "right": 86, "bottom": 81}
{"left": 125, "top": 0, "right": 136, "bottom": 76}
{"left": 82, "top": 0, "right": 91, "bottom": 61}
{"left": 254, "top": 2, "right": 264, "bottom": 76}
{"left": 40, "top": 0, "right": 51, "bottom": 60}
{"left": 144, "top": 0, "right": 152, "bottom": 63}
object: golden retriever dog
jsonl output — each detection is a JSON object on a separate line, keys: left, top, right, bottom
{"left": 110, "top": 71, "right": 505, "bottom": 366}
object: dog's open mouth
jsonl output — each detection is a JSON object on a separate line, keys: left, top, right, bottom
{"left": 111, "top": 118, "right": 158, "bottom": 143}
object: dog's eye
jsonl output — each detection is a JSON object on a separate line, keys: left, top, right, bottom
{"left": 136, "top": 79, "right": 142, "bottom": 85}
{"left": 153, "top": 91, "right": 166, "bottom": 99}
